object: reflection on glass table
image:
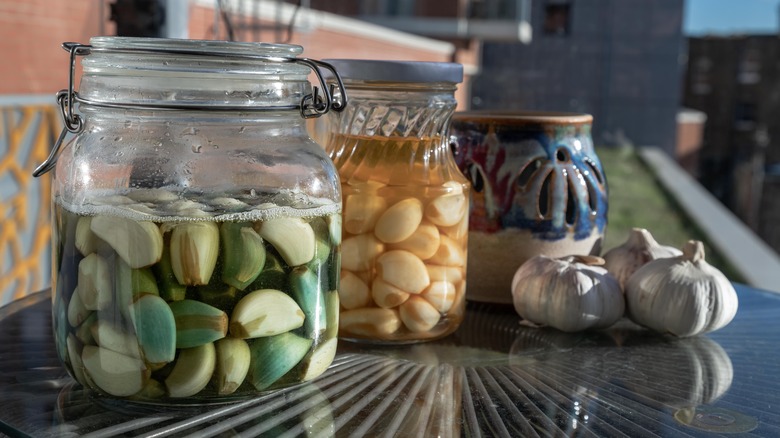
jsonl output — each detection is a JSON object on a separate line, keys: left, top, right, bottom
{"left": 0, "top": 284, "right": 778, "bottom": 437}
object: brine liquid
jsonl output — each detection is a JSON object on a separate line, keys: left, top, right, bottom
{"left": 327, "top": 133, "right": 469, "bottom": 343}
{"left": 52, "top": 191, "right": 340, "bottom": 402}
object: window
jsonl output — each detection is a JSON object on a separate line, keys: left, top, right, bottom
{"left": 543, "top": 1, "right": 571, "bottom": 36}
{"left": 734, "top": 102, "right": 758, "bottom": 130}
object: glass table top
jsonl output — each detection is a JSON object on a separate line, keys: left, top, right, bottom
{"left": 0, "top": 284, "right": 778, "bottom": 437}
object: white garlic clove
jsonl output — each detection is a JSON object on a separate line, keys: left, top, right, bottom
{"left": 603, "top": 228, "right": 682, "bottom": 289}
{"left": 344, "top": 194, "right": 387, "bottom": 235}
{"left": 374, "top": 198, "right": 424, "bottom": 244}
{"left": 388, "top": 221, "right": 441, "bottom": 260}
{"left": 341, "top": 233, "right": 385, "bottom": 272}
{"left": 338, "top": 270, "right": 372, "bottom": 310}
{"left": 511, "top": 255, "right": 624, "bottom": 332}
{"left": 626, "top": 240, "right": 738, "bottom": 337}
{"left": 376, "top": 250, "right": 431, "bottom": 294}
{"left": 372, "top": 278, "right": 410, "bottom": 308}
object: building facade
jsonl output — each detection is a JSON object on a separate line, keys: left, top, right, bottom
{"left": 683, "top": 35, "right": 780, "bottom": 253}
{"left": 472, "top": 0, "right": 686, "bottom": 154}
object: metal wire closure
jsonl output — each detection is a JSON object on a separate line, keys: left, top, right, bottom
{"left": 33, "top": 42, "right": 348, "bottom": 177}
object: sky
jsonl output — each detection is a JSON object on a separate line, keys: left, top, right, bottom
{"left": 685, "top": 0, "right": 780, "bottom": 35}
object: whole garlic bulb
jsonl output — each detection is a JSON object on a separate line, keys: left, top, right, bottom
{"left": 603, "top": 228, "right": 682, "bottom": 289}
{"left": 626, "top": 240, "right": 738, "bottom": 337}
{"left": 511, "top": 255, "right": 624, "bottom": 332}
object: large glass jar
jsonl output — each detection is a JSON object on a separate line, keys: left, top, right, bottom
{"left": 37, "top": 37, "right": 345, "bottom": 403}
{"left": 324, "top": 60, "right": 469, "bottom": 343}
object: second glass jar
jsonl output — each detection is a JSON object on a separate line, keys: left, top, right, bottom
{"left": 324, "top": 60, "right": 469, "bottom": 343}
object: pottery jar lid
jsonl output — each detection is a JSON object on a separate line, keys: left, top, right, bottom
{"left": 323, "top": 59, "right": 463, "bottom": 84}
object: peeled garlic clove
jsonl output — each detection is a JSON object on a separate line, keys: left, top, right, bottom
{"left": 338, "top": 270, "right": 372, "bottom": 310}
{"left": 82, "top": 345, "right": 149, "bottom": 397}
{"left": 372, "top": 278, "right": 410, "bottom": 308}
{"left": 421, "top": 281, "right": 456, "bottom": 313}
{"left": 247, "top": 332, "right": 312, "bottom": 390}
{"left": 344, "top": 193, "right": 387, "bottom": 235}
{"left": 425, "top": 264, "right": 464, "bottom": 284}
{"left": 427, "top": 235, "right": 466, "bottom": 267}
{"left": 341, "top": 233, "right": 384, "bottom": 272}
{"left": 376, "top": 250, "right": 430, "bottom": 294}
{"left": 67, "top": 286, "right": 90, "bottom": 327}
{"left": 511, "top": 255, "right": 624, "bottom": 332}
{"left": 220, "top": 221, "right": 266, "bottom": 290}
{"left": 130, "top": 294, "right": 176, "bottom": 366}
{"left": 399, "top": 296, "right": 441, "bottom": 333}
{"left": 170, "top": 222, "right": 220, "bottom": 285}
{"left": 290, "top": 266, "right": 327, "bottom": 337}
{"left": 301, "top": 337, "right": 337, "bottom": 381}
{"left": 388, "top": 221, "right": 440, "bottom": 260}
{"left": 604, "top": 228, "right": 682, "bottom": 289}
{"left": 439, "top": 214, "right": 469, "bottom": 240}
{"left": 90, "top": 216, "right": 163, "bottom": 268}
{"left": 626, "top": 240, "right": 738, "bottom": 337}
{"left": 214, "top": 338, "right": 251, "bottom": 395}
{"left": 374, "top": 198, "right": 424, "bottom": 243}
{"left": 258, "top": 217, "right": 315, "bottom": 267}
{"left": 230, "top": 289, "right": 305, "bottom": 339}
{"left": 77, "top": 253, "right": 111, "bottom": 311}
{"left": 169, "top": 299, "right": 228, "bottom": 348}
{"left": 424, "top": 181, "right": 467, "bottom": 227}
{"left": 75, "top": 216, "right": 101, "bottom": 256}
{"left": 339, "top": 308, "right": 402, "bottom": 338}
{"left": 75, "top": 312, "right": 97, "bottom": 345}
{"left": 165, "top": 343, "right": 217, "bottom": 398}
{"left": 90, "top": 321, "right": 142, "bottom": 359}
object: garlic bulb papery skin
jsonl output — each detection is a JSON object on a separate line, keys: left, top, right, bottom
{"left": 603, "top": 228, "right": 682, "bottom": 290}
{"left": 626, "top": 240, "right": 738, "bottom": 337}
{"left": 511, "top": 255, "right": 625, "bottom": 333}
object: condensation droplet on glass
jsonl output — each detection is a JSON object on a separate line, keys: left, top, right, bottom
{"left": 114, "top": 136, "right": 123, "bottom": 142}
{"left": 124, "top": 120, "right": 133, "bottom": 128}
{"left": 238, "top": 126, "right": 246, "bottom": 134}
{"left": 182, "top": 127, "right": 197, "bottom": 136}
{"left": 192, "top": 144, "right": 202, "bottom": 153}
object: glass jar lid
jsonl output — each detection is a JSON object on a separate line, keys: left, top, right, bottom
{"left": 33, "top": 37, "right": 348, "bottom": 177}
{"left": 323, "top": 59, "right": 463, "bottom": 84}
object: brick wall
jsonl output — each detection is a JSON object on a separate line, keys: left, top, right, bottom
{"left": 0, "top": 0, "right": 114, "bottom": 95}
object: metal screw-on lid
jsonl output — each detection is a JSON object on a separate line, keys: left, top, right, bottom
{"left": 323, "top": 59, "right": 463, "bottom": 84}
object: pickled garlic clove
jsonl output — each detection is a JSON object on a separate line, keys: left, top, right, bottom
{"left": 90, "top": 216, "right": 163, "bottom": 269}
{"left": 230, "top": 289, "right": 305, "bottom": 339}
{"left": 257, "top": 217, "right": 316, "bottom": 267}
{"left": 374, "top": 198, "right": 424, "bottom": 243}
{"left": 424, "top": 181, "right": 467, "bottom": 227}
{"left": 165, "top": 343, "right": 217, "bottom": 398}
{"left": 170, "top": 222, "right": 220, "bottom": 285}
{"left": 341, "top": 233, "right": 384, "bottom": 272}
{"left": 376, "top": 250, "right": 430, "bottom": 294}
{"left": 339, "top": 308, "right": 402, "bottom": 338}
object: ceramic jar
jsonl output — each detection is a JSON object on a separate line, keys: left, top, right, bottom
{"left": 450, "top": 111, "right": 607, "bottom": 304}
